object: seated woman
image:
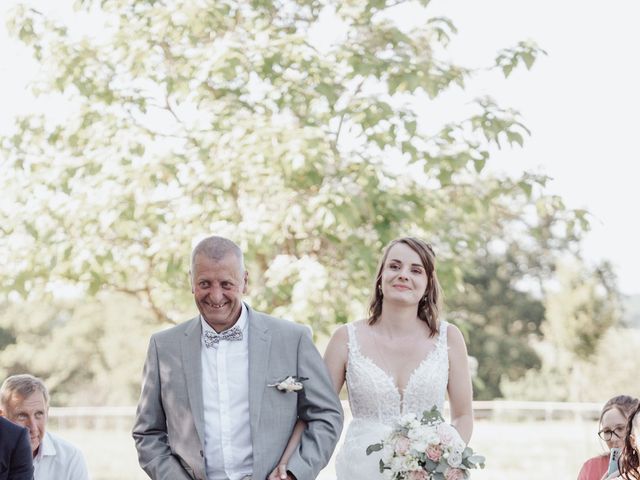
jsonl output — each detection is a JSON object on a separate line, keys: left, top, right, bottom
{"left": 578, "top": 395, "right": 639, "bottom": 480}
{"left": 615, "top": 402, "right": 640, "bottom": 479}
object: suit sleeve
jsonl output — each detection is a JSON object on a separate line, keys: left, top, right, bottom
{"left": 10, "top": 426, "right": 34, "bottom": 480}
{"left": 287, "top": 328, "right": 343, "bottom": 480}
{"left": 132, "top": 336, "right": 193, "bottom": 480}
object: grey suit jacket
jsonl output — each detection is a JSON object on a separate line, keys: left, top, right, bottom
{"left": 132, "top": 304, "right": 343, "bottom": 480}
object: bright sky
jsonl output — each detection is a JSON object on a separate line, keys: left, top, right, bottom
{"left": 427, "top": 0, "right": 640, "bottom": 296}
{"left": 1, "top": 0, "right": 638, "bottom": 295}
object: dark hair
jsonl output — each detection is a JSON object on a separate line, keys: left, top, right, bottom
{"left": 619, "top": 403, "right": 640, "bottom": 479}
{"left": 600, "top": 395, "right": 640, "bottom": 426}
{"left": 367, "top": 237, "right": 442, "bottom": 337}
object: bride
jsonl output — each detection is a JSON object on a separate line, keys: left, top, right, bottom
{"left": 269, "top": 237, "right": 473, "bottom": 479}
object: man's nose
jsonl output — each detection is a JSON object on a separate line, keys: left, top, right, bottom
{"left": 207, "top": 285, "right": 223, "bottom": 299}
{"left": 27, "top": 417, "right": 38, "bottom": 433}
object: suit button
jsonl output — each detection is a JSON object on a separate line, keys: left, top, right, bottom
{"left": 200, "top": 450, "right": 203, "bottom": 457}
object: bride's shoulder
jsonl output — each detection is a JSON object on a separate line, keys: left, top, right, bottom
{"left": 329, "top": 319, "right": 369, "bottom": 344}
{"left": 331, "top": 319, "right": 365, "bottom": 337}
{"left": 443, "top": 321, "right": 468, "bottom": 351}
{"left": 444, "top": 321, "right": 463, "bottom": 337}
{"left": 325, "top": 322, "right": 358, "bottom": 363}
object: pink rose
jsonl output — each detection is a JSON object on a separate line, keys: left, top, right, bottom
{"left": 394, "top": 435, "right": 411, "bottom": 455}
{"left": 437, "top": 423, "right": 465, "bottom": 451}
{"left": 426, "top": 444, "right": 443, "bottom": 462}
{"left": 444, "top": 467, "right": 465, "bottom": 480}
{"left": 408, "top": 470, "right": 429, "bottom": 480}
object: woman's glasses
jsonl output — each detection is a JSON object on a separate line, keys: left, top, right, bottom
{"left": 598, "top": 426, "right": 626, "bottom": 441}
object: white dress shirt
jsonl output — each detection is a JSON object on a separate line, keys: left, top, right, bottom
{"left": 201, "top": 304, "right": 253, "bottom": 480}
{"left": 34, "top": 431, "right": 90, "bottom": 480}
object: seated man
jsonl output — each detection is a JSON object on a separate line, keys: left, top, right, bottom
{"left": 0, "top": 374, "right": 90, "bottom": 480}
{"left": 0, "top": 415, "right": 33, "bottom": 480}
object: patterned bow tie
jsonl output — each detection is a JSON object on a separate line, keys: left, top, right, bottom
{"left": 203, "top": 326, "right": 243, "bottom": 348}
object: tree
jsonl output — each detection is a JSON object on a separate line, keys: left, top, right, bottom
{"left": 446, "top": 250, "right": 546, "bottom": 399}
{"left": 0, "top": 293, "right": 157, "bottom": 405}
{"left": 1, "top": 0, "right": 585, "bottom": 400}
{"left": 544, "top": 259, "right": 621, "bottom": 361}
{"left": 543, "top": 259, "right": 621, "bottom": 400}
{"left": 501, "top": 259, "right": 623, "bottom": 401}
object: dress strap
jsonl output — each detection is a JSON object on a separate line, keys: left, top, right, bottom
{"left": 346, "top": 322, "right": 361, "bottom": 355}
{"left": 437, "top": 319, "right": 449, "bottom": 346}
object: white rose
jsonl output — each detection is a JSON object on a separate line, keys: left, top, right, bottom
{"left": 447, "top": 450, "right": 463, "bottom": 468}
{"left": 424, "top": 427, "right": 440, "bottom": 446}
{"left": 391, "top": 456, "right": 407, "bottom": 472}
{"left": 399, "top": 415, "right": 421, "bottom": 431}
{"left": 382, "top": 469, "right": 395, "bottom": 480}
{"left": 408, "top": 425, "right": 438, "bottom": 452}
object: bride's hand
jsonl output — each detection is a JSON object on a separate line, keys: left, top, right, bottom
{"left": 268, "top": 464, "right": 293, "bottom": 480}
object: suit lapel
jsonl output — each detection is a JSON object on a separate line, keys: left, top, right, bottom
{"left": 248, "top": 307, "right": 272, "bottom": 435}
{"left": 182, "top": 317, "right": 205, "bottom": 445}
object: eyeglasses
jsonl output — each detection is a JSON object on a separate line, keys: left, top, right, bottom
{"left": 598, "top": 426, "right": 626, "bottom": 441}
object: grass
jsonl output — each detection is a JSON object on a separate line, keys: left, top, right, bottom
{"left": 56, "top": 416, "right": 605, "bottom": 479}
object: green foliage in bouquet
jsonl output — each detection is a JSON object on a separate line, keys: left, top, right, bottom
{"left": 367, "top": 406, "right": 485, "bottom": 479}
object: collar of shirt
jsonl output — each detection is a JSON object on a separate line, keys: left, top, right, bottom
{"left": 200, "top": 302, "right": 248, "bottom": 343}
{"left": 34, "top": 431, "right": 56, "bottom": 463}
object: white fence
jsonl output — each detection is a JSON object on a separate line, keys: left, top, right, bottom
{"left": 47, "top": 400, "right": 603, "bottom": 430}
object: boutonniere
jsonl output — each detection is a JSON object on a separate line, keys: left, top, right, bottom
{"left": 268, "top": 376, "right": 308, "bottom": 393}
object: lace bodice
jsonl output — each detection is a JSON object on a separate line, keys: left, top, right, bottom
{"left": 345, "top": 320, "right": 449, "bottom": 425}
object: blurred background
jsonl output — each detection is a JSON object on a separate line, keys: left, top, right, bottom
{"left": 1, "top": 0, "right": 638, "bottom": 478}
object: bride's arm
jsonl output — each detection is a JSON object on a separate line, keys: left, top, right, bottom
{"left": 447, "top": 324, "right": 474, "bottom": 444}
{"left": 323, "top": 324, "right": 348, "bottom": 394}
{"left": 268, "top": 420, "right": 306, "bottom": 480}
{"left": 268, "top": 325, "right": 348, "bottom": 480}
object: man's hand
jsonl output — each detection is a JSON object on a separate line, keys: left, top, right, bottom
{"left": 267, "top": 464, "right": 296, "bottom": 480}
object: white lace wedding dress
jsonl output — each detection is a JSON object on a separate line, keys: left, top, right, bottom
{"left": 334, "top": 320, "right": 450, "bottom": 479}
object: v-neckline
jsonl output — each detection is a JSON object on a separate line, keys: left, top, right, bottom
{"left": 352, "top": 325, "right": 442, "bottom": 406}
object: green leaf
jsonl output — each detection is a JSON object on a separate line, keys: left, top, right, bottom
{"left": 406, "top": 120, "right": 417, "bottom": 136}
{"left": 468, "top": 454, "right": 486, "bottom": 464}
{"left": 421, "top": 405, "right": 445, "bottom": 423}
{"left": 522, "top": 51, "right": 535, "bottom": 69}
{"left": 438, "top": 169, "right": 453, "bottom": 186}
{"left": 88, "top": 272, "right": 102, "bottom": 295}
{"left": 366, "top": 442, "right": 384, "bottom": 455}
{"left": 506, "top": 131, "right": 524, "bottom": 147}
{"left": 519, "top": 180, "right": 532, "bottom": 198}
{"left": 24, "top": 222, "right": 39, "bottom": 239}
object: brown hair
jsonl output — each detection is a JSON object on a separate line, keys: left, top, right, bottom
{"left": 619, "top": 403, "right": 640, "bottom": 479}
{"left": 367, "top": 237, "right": 442, "bottom": 337}
{"left": 600, "top": 395, "right": 640, "bottom": 426}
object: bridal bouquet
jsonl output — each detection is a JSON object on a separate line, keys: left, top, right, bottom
{"left": 366, "top": 407, "right": 485, "bottom": 480}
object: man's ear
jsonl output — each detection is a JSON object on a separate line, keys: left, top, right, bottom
{"left": 189, "top": 271, "right": 194, "bottom": 294}
{"left": 242, "top": 270, "right": 249, "bottom": 294}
